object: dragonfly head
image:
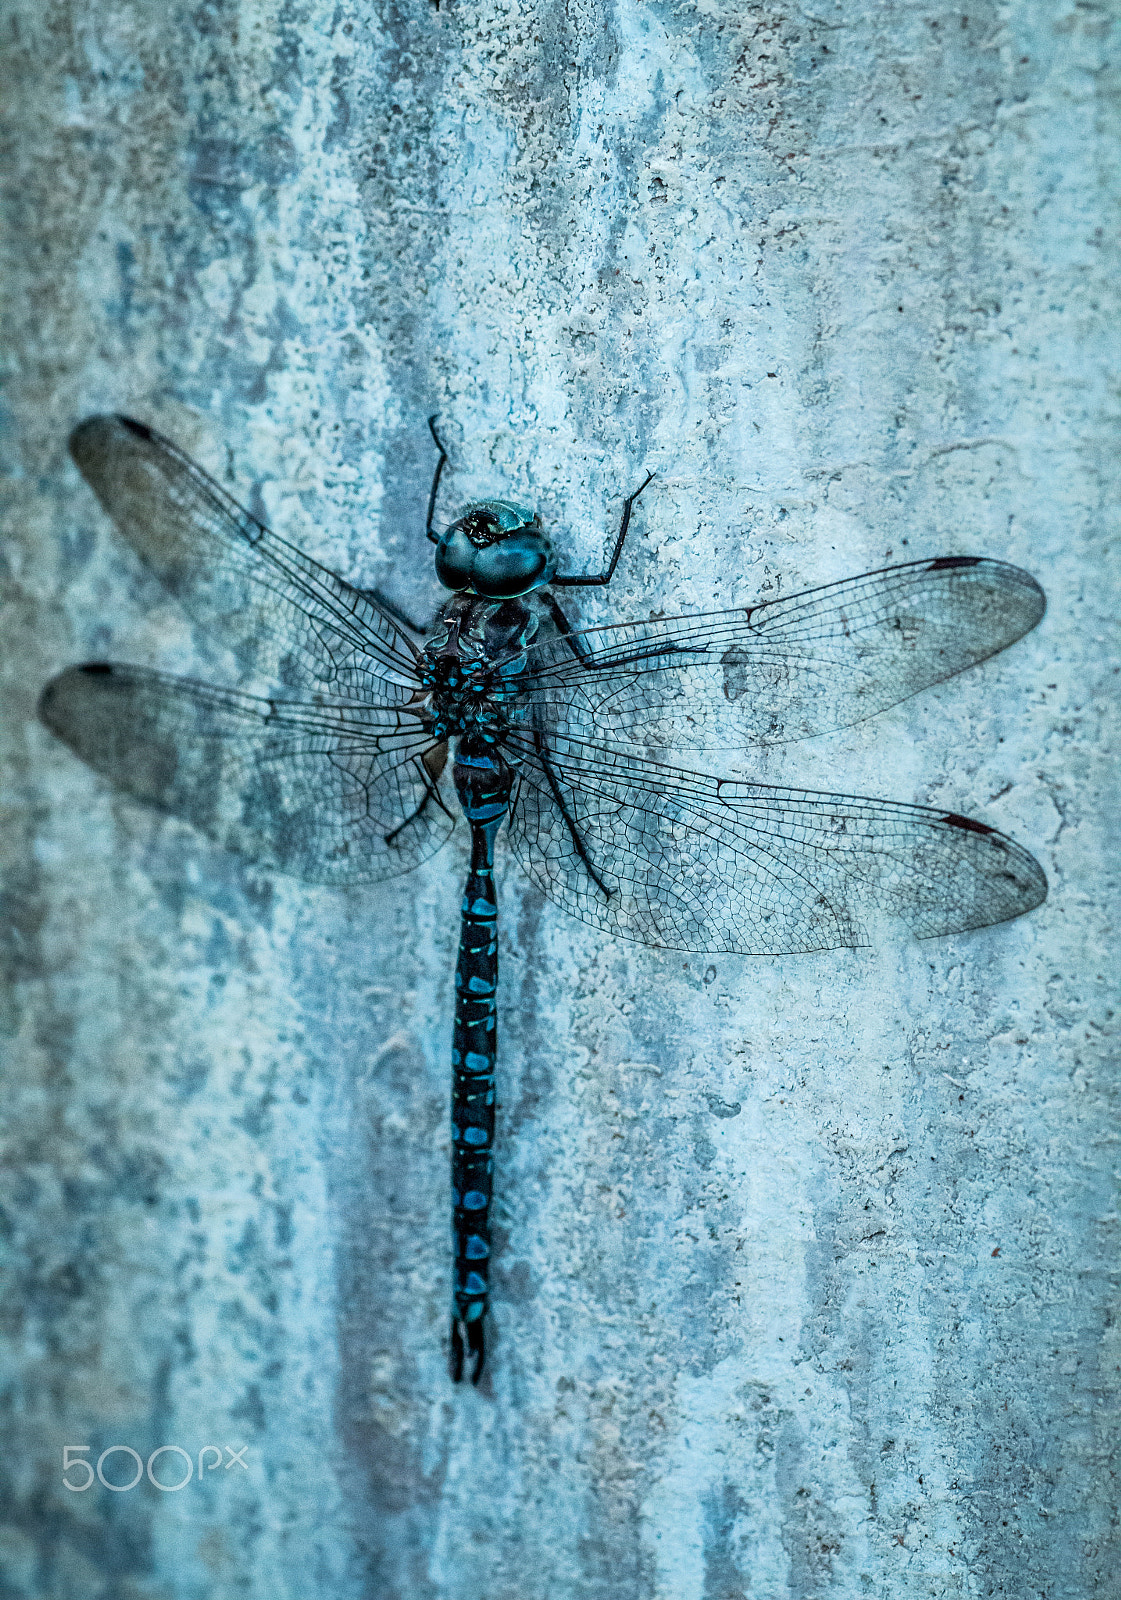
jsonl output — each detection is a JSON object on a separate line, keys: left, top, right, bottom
{"left": 435, "top": 499, "right": 557, "bottom": 599}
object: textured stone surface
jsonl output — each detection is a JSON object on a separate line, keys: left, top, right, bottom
{"left": 1, "top": 2, "right": 1117, "bottom": 1596}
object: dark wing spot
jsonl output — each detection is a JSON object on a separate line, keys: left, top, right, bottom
{"left": 79, "top": 662, "right": 114, "bottom": 675}
{"left": 941, "top": 811, "right": 994, "bottom": 835}
{"left": 926, "top": 556, "right": 982, "bottom": 571}
{"left": 117, "top": 415, "right": 154, "bottom": 440}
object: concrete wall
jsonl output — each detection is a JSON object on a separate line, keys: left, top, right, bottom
{"left": 1, "top": 2, "right": 1117, "bottom": 1596}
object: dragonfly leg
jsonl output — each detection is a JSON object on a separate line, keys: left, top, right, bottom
{"left": 384, "top": 751, "right": 454, "bottom": 847}
{"left": 552, "top": 470, "right": 655, "bottom": 588}
{"left": 543, "top": 593, "right": 593, "bottom": 666}
{"left": 531, "top": 721, "right": 611, "bottom": 901}
{"left": 426, "top": 415, "right": 449, "bottom": 544}
{"left": 545, "top": 592, "right": 706, "bottom": 674}
{"left": 385, "top": 787, "right": 432, "bottom": 847}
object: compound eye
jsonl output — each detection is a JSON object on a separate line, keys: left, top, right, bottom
{"left": 471, "top": 533, "right": 556, "bottom": 599}
{"left": 434, "top": 527, "right": 477, "bottom": 591}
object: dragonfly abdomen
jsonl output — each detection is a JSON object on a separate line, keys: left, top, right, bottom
{"left": 449, "top": 737, "right": 515, "bottom": 1384}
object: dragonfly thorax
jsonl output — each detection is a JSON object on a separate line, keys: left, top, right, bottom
{"left": 434, "top": 498, "right": 557, "bottom": 599}
{"left": 420, "top": 594, "right": 537, "bottom": 745}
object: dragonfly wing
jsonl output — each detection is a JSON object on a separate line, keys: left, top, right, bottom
{"left": 502, "top": 727, "right": 1046, "bottom": 954}
{"left": 524, "top": 558, "right": 1045, "bottom": 748}
{"left": 40, "top": 664, "right": 453, "bottom": 883}
{"left": 69, "top": 415, "right": 421, "bottom": 698}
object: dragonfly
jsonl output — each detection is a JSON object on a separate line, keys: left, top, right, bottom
{"left": 40, "top": 414, "right": 1048, "bottom": 1384}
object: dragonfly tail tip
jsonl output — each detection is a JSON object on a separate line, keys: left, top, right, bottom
{"left": 449, "top": 1314, "right": 486, "bottom": 1385}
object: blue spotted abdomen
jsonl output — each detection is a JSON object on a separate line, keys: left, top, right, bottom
{"left": 450, "top": 738, "right": 514, "bottom": 1354}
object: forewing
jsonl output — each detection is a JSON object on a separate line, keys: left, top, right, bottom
{"left": 40, "top": 664, "right": 453, "bottom": 883}
{"left": 502, "top": 728, "right": 1046, "bottom": 954}
{"left": 524, "top": 558, "right": 1045, "bottom": 749}
{"left": 69, "top": 415, "right": 420, "bottom": 698}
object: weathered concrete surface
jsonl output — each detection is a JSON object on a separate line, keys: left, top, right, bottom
{"left": 1, "top": 2, "right": 1117, "bottom": 1596}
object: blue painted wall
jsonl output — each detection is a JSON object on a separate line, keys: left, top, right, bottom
{"left": 1, "top": 2, "right": 1116, "bottom": 1595}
